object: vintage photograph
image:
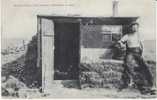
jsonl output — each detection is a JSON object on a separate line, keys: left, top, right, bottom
{"left": 1, "top": 0, "right": 156, "bottom": 98}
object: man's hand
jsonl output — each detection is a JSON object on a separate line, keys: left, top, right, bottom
{"left": 114, "top": 42, "right": 121, "bottom": 49}
{"left": 114, "top": 41, "right": 126, "bottom": 50}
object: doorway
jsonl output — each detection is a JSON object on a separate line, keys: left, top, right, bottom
{"left": 54, "top": 22, "right": 80, "bottom": 80}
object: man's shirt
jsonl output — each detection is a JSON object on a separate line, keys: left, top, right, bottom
{"left": 119, "top": 32, "right": 141, "bottom": 48}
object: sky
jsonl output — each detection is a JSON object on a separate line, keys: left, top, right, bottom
{"left": 1, "top": 0, "right": 156, "bottom": 40}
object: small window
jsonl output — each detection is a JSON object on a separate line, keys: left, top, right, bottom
{"left": 101, "top": 25, "right": 122, "bottom": 43}
{"left": 102, "top": 34, "right": 112, "bottom": 42}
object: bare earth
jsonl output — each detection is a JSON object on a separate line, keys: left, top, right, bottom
{"left": 35, "top": 80, "right": 156, "bottom": 98}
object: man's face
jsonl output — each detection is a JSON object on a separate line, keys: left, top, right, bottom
{"left": 131, "top": 24, "right": 139, "bottom": 32}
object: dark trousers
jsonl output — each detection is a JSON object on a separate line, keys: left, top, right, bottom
{"left": 121, "top": 47, "right": 153, "bottom": 90}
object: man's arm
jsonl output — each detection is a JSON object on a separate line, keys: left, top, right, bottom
{"left": 138, "top": 33, "right": 143, "bottom": 53}
{"left": 115, "top": 34, "right": 128, "bottom": 49}
{"left": 118, "top": 34, "right": 128, "bottom": 45}
{"left": 140, "top": 41, "right": 143, "bottom": 54}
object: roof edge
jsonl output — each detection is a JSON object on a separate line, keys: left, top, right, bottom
{"left": 37, "top": 14, "right": 139, "bottom": 19}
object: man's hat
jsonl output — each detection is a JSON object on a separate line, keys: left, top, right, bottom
{"left": 129, "top": 22, "right": 139, "bottom": 28}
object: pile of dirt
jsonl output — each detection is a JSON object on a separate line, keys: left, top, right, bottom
{"left": 22, "top": 35, "right": 41, "bottom": 88}
{"left": 79, "top": 59, "right": 156, "bottom": 89}
{"left": 2, "top": 55, "right": 25, "bottom": 82}
{"left": 2, "top": 75, "right": 27, "bottom": 97}
{"left": 2, "top": 35, "right": 41, "bottom": 89}
{"left": 79, "top": 61, "right": 124, "bottom": 88}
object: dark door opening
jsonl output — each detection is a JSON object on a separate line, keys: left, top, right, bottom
{"left": 54, "top": 22, "right": 80, "bottom": 80}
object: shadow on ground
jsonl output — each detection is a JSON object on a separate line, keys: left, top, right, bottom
{"left": 61, "top": 80, "right": 80, "bottom": 89}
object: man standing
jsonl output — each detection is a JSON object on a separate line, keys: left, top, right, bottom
{"left": 117, "top": 22, "right": 155, "bottom": 95}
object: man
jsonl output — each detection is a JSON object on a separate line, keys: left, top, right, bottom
{"left": 117, "top": 22, "right": 155, "bottom": 95}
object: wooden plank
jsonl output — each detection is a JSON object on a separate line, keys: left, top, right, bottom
{"left": 37, "top": 17, "right": 41, "bottom": 68}
{"left": 41, "top": 18, "right": 54, "bottom": 92}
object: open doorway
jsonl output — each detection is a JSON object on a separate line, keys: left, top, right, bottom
{"left": 54, "top": 22, "right": 80, "bottom": 80}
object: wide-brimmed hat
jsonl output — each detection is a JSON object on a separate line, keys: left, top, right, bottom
{"left": 129, "top": 22, "right": 139, "bottom": 28}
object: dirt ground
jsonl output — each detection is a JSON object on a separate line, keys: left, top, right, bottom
{"left": 36, "top": 80, "right": 156, "bottom": 98}
{"left": 2, "top": 80, "right": 156, "bottom": 99}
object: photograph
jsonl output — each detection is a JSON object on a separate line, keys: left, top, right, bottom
{"left": 1, "top": 0, "right": 156, "bottom": 98}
